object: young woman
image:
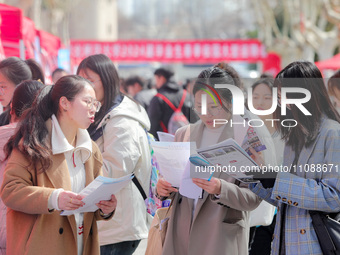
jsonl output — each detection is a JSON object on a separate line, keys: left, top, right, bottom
{"left": 250, "top": 61, "right": 340, "bottom": 255}
{"left": 77, "top": 54, "right": 151, "bottom": 255}
{"left": 249, "top": 78, "right": 284, "bottom": 255}
{"left": 0, "top": 75, "right": 117, "bottom": 255}
{"left": 0, "top": 80, "right": 45, "bottom": 255}
{"left": 156, "top": 63, "right": 263, "bottom": 255}
{"left": 0, "top": 57, "right": 44, "bottom": 126}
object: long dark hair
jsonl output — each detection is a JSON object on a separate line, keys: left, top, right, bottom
{"left": 76, "top": 54, "right": 120, "bottom": 129}
{"left": 11, "top": 80, "right": 45, "bottom": 118}
{"left": 5, "top": 75, "right": 91, "bottom": 172}
{"left": 193, "top": 62, "right": 242, "bottom": 110}
{"left": 273, "top": 61, "right": 340, "bottom": 153}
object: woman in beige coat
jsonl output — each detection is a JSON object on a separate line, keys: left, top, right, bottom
{"left": 156, "top": 63, "right": 261, "bottom": 255}
{"left": 0, "top": 75, "right": 117, "bottom": 255}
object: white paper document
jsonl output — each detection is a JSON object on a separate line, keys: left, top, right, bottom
{"left": 157, "top": 131, "right": 175, "bottom": 142}
{"left": 61, "top": 174, "right": 133, "bottom": 215}
{"left": 151, "top": 141, "right": 195, "bottom": 187}
{"left": 197, "top": 138, "right": 263, "bottom": 183}
{"left": 179, "top": 161, "right": 203, "bottom": 199}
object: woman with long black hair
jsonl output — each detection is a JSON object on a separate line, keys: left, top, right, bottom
{"left": 77, "top": 54, "right": 151, "bottom": 255}
{"left": 251, "top": 61, "right": 340, "bottom": 255}
{"left": 1, "top": 75, "right": 117, "bottom": 255}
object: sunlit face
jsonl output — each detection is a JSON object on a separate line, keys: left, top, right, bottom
{"left": 78, "top": 68, "right": 105, "bottom": 105}
{"left": 0, "top": 72, "right": 16, "bottom": 107}
{"left": 63, "top": 84, "right": 98, "bottom": 130}
{"left": 252, "top": 83, "right": 273, "bottom": 111}
{"left": 194, "top": 90, "right": 231, "bottom": 129}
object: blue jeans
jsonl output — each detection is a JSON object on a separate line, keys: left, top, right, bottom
{"left": 100, "top": 240, "right": 141, "bottom": 255}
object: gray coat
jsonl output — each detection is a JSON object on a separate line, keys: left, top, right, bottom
{"left": 162, "top": 121, "right": 261, "bottom": 255}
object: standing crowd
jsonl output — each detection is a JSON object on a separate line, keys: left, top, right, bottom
{"left": 0, "top": 54, "right": 339, "bottom": 255}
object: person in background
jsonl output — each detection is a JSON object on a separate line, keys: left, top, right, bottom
{"left": 52, "top": 68, "right": 68, "bottom": 84}
{"left": 0, "top": 80, "right": 45, "bottom": 255}
{"left": 0, "top": 75, "right": 117, "bottom": 255}
{"left": 77, "top": 54, "right": 151, "bottom": 255}
{"left": 248, "top": 78, "right": 284, "bottom": 255}
{"left": 125, "top": 75, "right": 156, "bottom": 112}
{"left": 119, "top": 78, "right": 127, "bottom": 94}
{"left": 327, "top": 69, "right": 340, "bottom": 113}
{"left": 250, "top": 61, "right": 340, "bottom": 255}
{"left": 148, "top": 67, "right": 193, "bottom": 138}
{"left": 155, "top": 63, "right": 262, "bottom": 255}
{"left": 0, "top": 57, "right": 44, "bottom": 126}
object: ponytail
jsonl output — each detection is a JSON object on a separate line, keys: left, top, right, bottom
{"left": 5, "top": 85, "right": 53, "bottom": 171}
{"left": 5, "top": 75, "right": 91, "bottom": 173}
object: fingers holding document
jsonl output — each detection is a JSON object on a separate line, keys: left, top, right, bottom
{"left": 156, "top": 178, "right": 178, "bottom": 197}
{"left": 59, "top": 191, "right": 85, "bottom": 211}
{"left": 192, "top": 177, "right": 221, "bottom": 195}
{"left": 96, "top": 194, "right": 117, "bottom": 215}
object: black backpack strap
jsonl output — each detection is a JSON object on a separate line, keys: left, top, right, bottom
{"left": 132, "top": 175, "right": 147, "bottom": 200}
{"left": 309, "top": 210, "right": 337, "bottom": 255}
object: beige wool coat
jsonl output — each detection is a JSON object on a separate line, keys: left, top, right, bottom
{"left": 0, "top": 120, "right": 112, "bottom": 255}
{"left": 162, "top": 121, "right": 261, "bottom": 255}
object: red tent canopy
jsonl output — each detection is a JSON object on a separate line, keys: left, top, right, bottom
{"left": 37, "top": 30, "right": 62, "bottom": 77}
{"left": 315, "top": 53, "right": 340, "bottom": 71}
{"left": 0, "top": 3, "right": 22, "bottom": 58}
{"left": 0, "top": 4, "right": 36, "bottom": 59}
{"left": 22, "top": 17, "right": 36, "bottom": 59}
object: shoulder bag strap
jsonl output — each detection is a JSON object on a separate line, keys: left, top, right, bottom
{"left": 309, "top": 210, "right": 337, "bottom": 254}
{"left": 132, "top": 174, "right": 147, "bottom": 200}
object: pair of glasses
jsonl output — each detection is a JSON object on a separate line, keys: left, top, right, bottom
{"left": 193, "top": 105, "right": 225, "bottom": 116}
{"left": 83, "top": 98, "right": 101, "bottom": 112}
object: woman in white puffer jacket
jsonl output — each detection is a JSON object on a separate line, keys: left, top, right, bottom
{"left": 77, "top": 54, "right": 151, "bottom": 255}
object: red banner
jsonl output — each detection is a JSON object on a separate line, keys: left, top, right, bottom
{"left": 70, "top": 40, "right": 267, "bottom": 63}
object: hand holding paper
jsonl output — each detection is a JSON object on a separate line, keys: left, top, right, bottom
{"left": 96, "top": 194, "right": 117, "bottom": 215}
{"left": 61, "top": 174, "right": 133, "bottom": 215}
{"left": 192, "top": 177, "right": 221, "bottom": 195}
{"left": 156, "top": 178, "right": 178, "bottom": 197}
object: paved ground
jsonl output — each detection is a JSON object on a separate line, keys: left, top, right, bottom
{"left": 133, "top": 239, "right": 147, "bottom": 255}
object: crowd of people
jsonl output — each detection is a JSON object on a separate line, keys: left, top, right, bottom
{"left": 0, "top": 54, "right": 339, "bottom": 255}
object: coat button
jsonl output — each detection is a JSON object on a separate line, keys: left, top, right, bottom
{"left": 276, "top": 196, "right": 281, "bottom": 200}
{"left": 293, "top": 202, "right": 299, "bottom": 206}
{"left": 59, "top": 228, "right": 63, "bottom": 234}
{"left": 300, "top": 229, "right": 306, "bottom": 234}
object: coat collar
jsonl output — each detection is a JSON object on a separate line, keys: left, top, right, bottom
{"left": 51, "top": 114, "right": 92, "bottom": 164}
